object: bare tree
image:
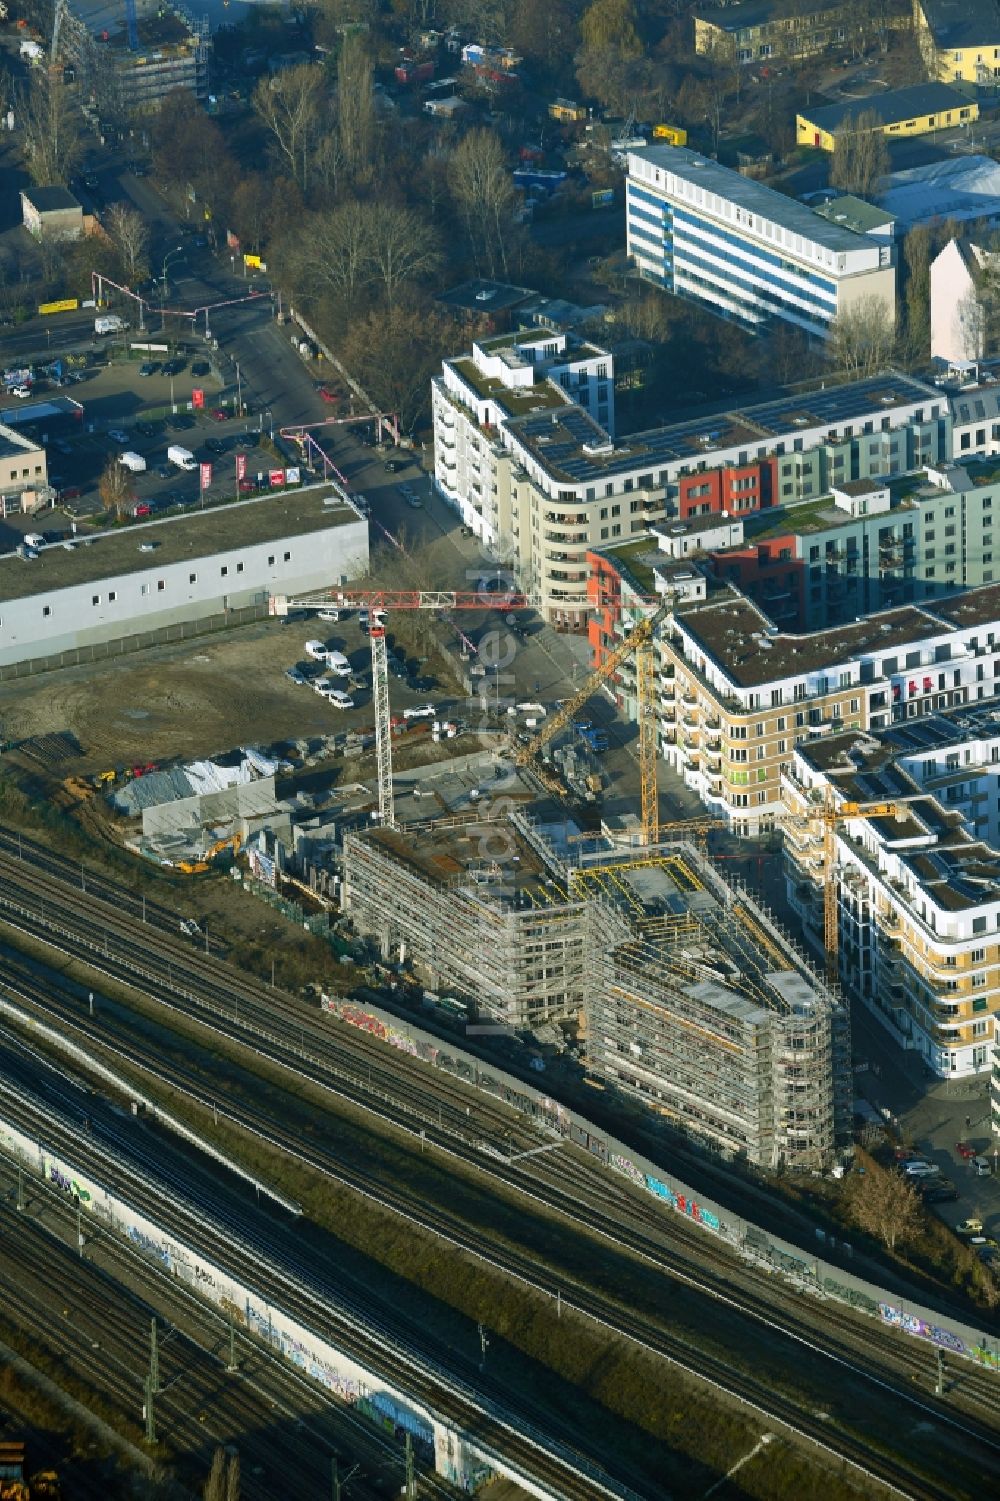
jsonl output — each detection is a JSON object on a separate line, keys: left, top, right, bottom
{"left": 830, "top": 110, "right": 889, "bottom": 199}
{"left": 104, "top": 203, "right": 150, "bottom": 287}
{"left": 18, "top": 71, "right": 82, "bottom": 186}
{"left": 828, "top": 294, "right": 896, "bottom": 379}
{"left": 299, "top": 201, "right": 376, "bottom": 308}
{"left": 448, "top": 128, "right": 516, "bottom": 278}
{"left": 366, "top": 202, "right": 442, "bottom": 308}
{"left": 847, "top": 1158, "right": 922, "bottom": 1253}
{"left": 254, "top": 64, "right": 325, "bottom": 194}
{"left": 100, "top": 458, "right": 132, "bottom": 520}
{"left": 337, "top": 30, "right": 375, "bottom": 181}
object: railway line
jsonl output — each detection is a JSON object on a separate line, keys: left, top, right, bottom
{"left": 0, "top": 834, "right": 998, "bottom": 1491}
{"left": 0, "top": 1042, "right": 647, "bottom": 1501}
{"left": 0, "top": 1148, "right": 438, "bottom": 1501}
{"left": 3, "top": 966, "right": 994, "bottom": 1501}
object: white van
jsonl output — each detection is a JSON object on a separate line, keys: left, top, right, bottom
{"left": 326, "top": 651, "right": 352, "bottom": 678}
{"left": 304, "top": 639, "right": 328, "bottom": 661}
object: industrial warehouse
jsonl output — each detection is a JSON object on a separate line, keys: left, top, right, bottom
{"left": 344, "top": 808, "right": 848, "bottom": 1169}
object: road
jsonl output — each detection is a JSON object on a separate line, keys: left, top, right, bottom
{"left": 0, "top": 829, "right": 998, "bottom": 1501}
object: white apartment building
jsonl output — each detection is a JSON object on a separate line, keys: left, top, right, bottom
{"left": 782, "top": 715, "right": 1000, "bottom": 1079}
{"left": 626, "top": 145, "right": 896, "bottom": 338}
{"left": 662, "top": 578, "right": 1000, "bottom": 834}
{"left": 930, "top": 237, "right": 998, "bottom": 367}
{"left": 432, "top": 354, "right": 943, "bottom": 625}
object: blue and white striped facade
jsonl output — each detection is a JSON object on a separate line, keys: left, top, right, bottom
{"left": 626, "top": 146, "right": 896, "bottom": 339}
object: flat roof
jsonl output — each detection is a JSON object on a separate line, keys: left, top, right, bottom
{"left": 0, "top": 484, "right": 359, "bottom": 602}
{"left": 677, "top": 595, "right": 947, "bottom": 687}
{"left": 0, "top": 423, "right": 40, "bottom": 461}
{"left": 812, "top": 195, "right": 895, "bottom": 234}
{"left": 694, "top": 0, "right": 838, "bottom": 28}
{"left": 801, "top": 83, "right": 973, "bottom": 135}
{"left": 22, "top": 186, "right": 80, "bottom": 213}
{"left": 629, "top": 145, "right": 875, "bottom": 254}
{"left": 362, "top": 818, "right": 553, "bottom": 900}
{"left": 917, "top": 0, "right": 1000, "bottom": 49}
{"left": 437, "top": 280, "right": 535, "bottom": 314}
{"left": 505, "top": 372, "right": 937, "bottom": 486}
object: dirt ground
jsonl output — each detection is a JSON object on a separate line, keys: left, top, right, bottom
{"left": 0, "top": 615, "right": 468, "bottom": 776}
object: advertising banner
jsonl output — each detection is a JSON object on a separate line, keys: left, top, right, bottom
{"left": 285, "top": 466, "right": 300, "bottom": 484}
{"left": 235, "top": 452, "right": 246, "bottom": 482}
{"left": 269, "top": 469, "right": 285, "bottom": 488}
{"left": 38, "top": 298, "right": 79, "bottom": 315}
{"left": 199, "top": 462, "right": 212, "bottom": 491}
{"left": 191, "top": 387, "right": 204, "bottom": 409}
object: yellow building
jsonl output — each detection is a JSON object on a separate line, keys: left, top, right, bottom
{"left": 694, "top": 0, "right": 855, "bottom": 66}
{"left": 914, "top": 0, "right": 1000, "bottom": 82}
{"left": 549, "top": 98, "right": 587, "bottom": 123}
{"left": 796, "top": 82, "right": 977, "bottom": 151}
{"left": 782, "top": 721, "right": 1000, "bottom": 1081}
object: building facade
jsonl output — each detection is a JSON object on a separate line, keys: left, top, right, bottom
{"left": 626, "top": 145, "right": 896, "bottom": 338}
{"left": 432, "top": 359, "right": 945, "bottom": 625}
{"left": 0, "top": 485, "right": 369, "bottom": 667}
{"left": 782, "top": 719, "right": 1000, "bottom": 1079}
{"left": 0, "top": 423, "right": 48, "bottom": 515}
{"left": 658, "top": 578, "right": 1000, "bottom": 834}
{"left": 930, "top": 238, "right": 998, "bottom": 366}
{"left": 914, "top": 0, "right": 1000, "bottom": 83}
{"left": 20, "top": 188, "right": 83, "bottom": 241}
{"left": 693, "top": 0, "right": 856, "bottom": 66}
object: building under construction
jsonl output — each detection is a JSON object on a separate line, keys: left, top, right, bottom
{"left": 60, "top": 0, "right": 208, "bottom": 114}
{"left": 343, "top": 809, "right": 849, "bottom": 1168}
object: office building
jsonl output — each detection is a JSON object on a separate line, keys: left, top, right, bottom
{"left": 626, "top": 145, "right": 895, "bottom": 338}
{"left": 693, "top": 0, "right": 855, "bottom": 67}
{"left": 782, "top": 706, "right": 1000, "bottom": 1078}
{"left": 0, "top": 423, "right": 49, "bottom": 515}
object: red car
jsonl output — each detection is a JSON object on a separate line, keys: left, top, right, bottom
{"left": 956, "top": 1141, "right": 977, "bottom": 1160}
{"left": 209, "top": 408, "right": 227, "bottom": 423}
{"left": 894, "top": 1146, "right": 920, "bottom": 1162}
{"left": 318, "top": 385, "right": 337, "bottom": 404}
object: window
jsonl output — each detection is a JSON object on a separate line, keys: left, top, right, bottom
{"left": 284, "top": 552, "right": 291, "bottom": 562}
{"left": 92, "top": 594, "right": 100, "bottom": 606}
{"left": 236, "top": 562, "right": 244, "bottom": 574}
{"left": 42, "top": 605, "right": 50, "bottom": 618}
{"left": 267, "top": 555, "right": 275, "bottom": 566}
{"left": 221, "top": 565, "right": 228, "bottom": 577}
{"left": 108, "top": 591, "right": 116, "bottom": 603}
{"left": 189, "top": 573, "right": 197, "bottom": 584}
{"left": 157, "top": 579, "right": 165, "bottom": 592}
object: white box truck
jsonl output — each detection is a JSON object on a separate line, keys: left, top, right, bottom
{"left": 120, "top": 451, "right": 146, "bottom": 473}
{"left": 167, "top": 444, "right": 196, "bottom": 471}
{"left": 94, "top": 314, "right": 128, "bottom": 335}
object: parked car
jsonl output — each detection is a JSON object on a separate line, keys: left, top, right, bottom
{"left": 156, "top": 464, "right": 172, "bottom": 480}
{"left": 316, "top": 609, "right": 340, "bottom": 623}
{"left": 972, "top": 1155, "right": 993, "bottom": 1177}
{"left": 318, "top": 386, "right": 337, "bottom": 403}
{"left": 955, "top": 1141, "right": 977, "bottom": 1160}
{"left": 304, "top": 640, "right": 329, "bottom": 661}
{"left": 285, "top": 667, "right": 306, "bottom": 685}
{"left": 138, "top": 362, "right": 158, "bottom": 377}
{"left": 136, "top": 422, "right": 157, "bottom": 438}
{"left": 191, "top": 359, "right": 210, "bottom": 377}
{"left": 327, "top": 688, "right": 354, "bottom": 710}
{"left": 402, "top": 703, "right": 436, "bottom": 720}
{"left": 919, "top": 1180, "right": 959, "bottom": 1203}
{"left": 205, "top": 438, "right": 227, "bottom": 455}
{"left": 9, "top": 385, "right": 31, "bottom": 399}
{"left": 108, "top": 429, "right": 129, "bottom": 444}
{"left": 901, "top": 1161, "right": 940, "bottom": 1178}
{"left": 405, "top": 494, "right": 423, "bottom": 509}
{"left": 384, "top": 458, "right": 404, "bottom": 473}
{"left": 167, "top": 414, "right": 195, "bottom": 431}
{"left": 325, "top": 651, "right": 352, "bottom": 679}
{"left": 209, "top": 408, "right": 227, "bottom": 423}
{"left": 235, "top": 433, "right": 256, "bottom": 448}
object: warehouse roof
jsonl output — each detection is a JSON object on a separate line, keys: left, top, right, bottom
{"left": 694, "top": 0, "right": 838, "bottom": 31}
{"left": 799, "top": 83, "right": 973, "bottom": 135}
{"left": 0, "top": 484, "right": 361, "bottom": 603}
{"left": 629, "top": 144, "right": 877, "bottom": 254}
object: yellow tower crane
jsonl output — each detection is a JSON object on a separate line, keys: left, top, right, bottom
{"left": 514, "top": 600, "right": 671, "bottom": 844}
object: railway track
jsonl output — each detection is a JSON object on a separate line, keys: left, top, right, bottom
{"left": 7, "top": 972, "right": 994, "bottom": 1501}
{"left": 0, "top": 836, "right": 998, "bottom": 1486}
{"left": 0, "top": 1056, "right": 645, "bottom": 1501}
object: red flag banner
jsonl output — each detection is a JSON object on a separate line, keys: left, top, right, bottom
{"left": 200, "top": 462, "right": 212, "bottom": 490}
{"left": 191, "top": 388, "right": 204, "bottom": 410}
{"left": 235, "top": 452, "right": 246, "bottom": 482}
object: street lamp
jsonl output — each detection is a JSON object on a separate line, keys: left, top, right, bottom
{"left": 160, "top": 245, "right": 184, "bottom": 332}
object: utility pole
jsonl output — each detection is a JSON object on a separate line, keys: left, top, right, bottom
{"left": 477, "top": 1322, "right": 489, "bottom": 1373}
{"left": 149, "top": 1317, "right": 159, "bottom": 1393}
{"left": 226, "top": 1312, "right": 237, "bottom": 1373}
{"left": 405, "top": 1432, "right": 416, "bottom": 1499}
{"left": 143, "top": 1372, "right": 156, "bottom": 1444}
{"left": 935, "top": 1347, "right": 946, "bottom": 1395}
{"left": 16, "top": 1168, "right": 24, "bottom": 1212}
{"left": 77, "top": 1203, "right": 84, "bottom": 1257}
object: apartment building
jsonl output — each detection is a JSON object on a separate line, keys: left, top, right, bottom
{"left": 433, "top": 355, "right": 945, "bottom": 623}
{"left": 782, "top": 709, "right": 1000, "bottom": 1078}
{"left": 913, "top": 0, "right": 1000, "bottom": 84}
{"left": 626, "top": 146, "right": 896, "bottom": 338}
{"left": 658, "top": 578, "right": 1000, "bottom": 834}
{"left": 693, "top": 0, "right": 855, "bottom": 67}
